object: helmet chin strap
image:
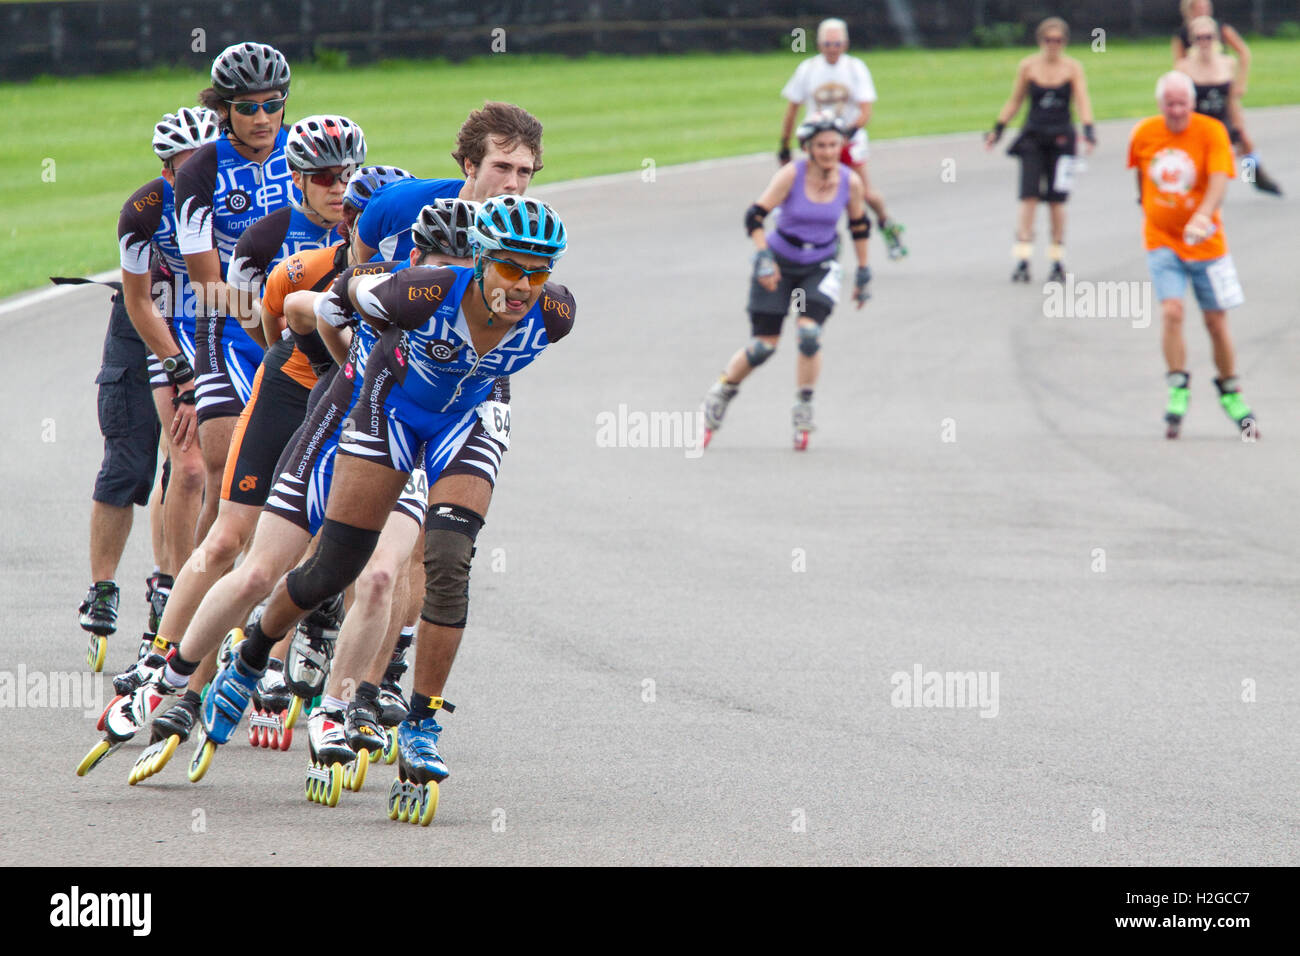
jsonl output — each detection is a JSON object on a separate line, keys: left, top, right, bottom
{"left": 473, "top": 254, "right": 497, "bottom": 327}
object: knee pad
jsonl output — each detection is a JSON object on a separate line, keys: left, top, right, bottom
{"left": 422, "top": 504, "right": 484, "bottom": 628}
{"left": 797, "top": 323, "right": 821, "bottom": 357}
{"left": 285, "top": 519, "right": 381, "bottom": 612}
{"left": 745, "top": 338, "right": 775, "bottom": 367}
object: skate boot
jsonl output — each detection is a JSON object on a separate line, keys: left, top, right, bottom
{"left": 110, "top": 634, "right": 173, "bottom": 700}
{"left": 188, "top": 652, "right": 262, "bottom": 782}
{"left": 1164, "top": 371, "right": 1190, "bottom": 439}
{"left": 792, "top": 390, "right": 815, "bottom": 451}
{"left": 388, "top": 700, "right": 455, "bottom": 826}
{"left": 701, "top": 379, "right": 739, "bottom": 448}
{"left": 346, "top": 689, "right": 387, "bottom": 765}
{"left": 1249, "top": 159, "right": 1282, "bottom": 196}
{"left": 881, "top": 219, "right": 908, "bottom": 259}
{"left": 377, "top": 656, "right": 410, "bottom": 764}
{"left": 138, "top": 573, "right": 174, "bottom": 659}
{"left": 286, "top": 594, "right": 343, "bottom": 711}
{"left": 1046, "top": 244, "right": 1065, "bottom": 284}
{"left": 1011, "top": 240, "right": 1032, "bottom": 283}
{"left": 305, "top": 705, "right": 355, "bottom": 806}
{"left": 79, "top": 581, "right": 120, "bottom": 671}
{"left": 1215, "top": 377, "right": 1258, "bottom": 439}
{"left": 129, "top": 691, "right": 199, "bottom": 785}
{"left": 76, "top": 668, "right": 178, "bottom": 777}
{"left": 249, "top": 659, "right": 294, "bottom": 751}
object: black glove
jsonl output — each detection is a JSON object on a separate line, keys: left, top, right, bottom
{"left": 753, "top": 248, "right": 777, "bottom": 279}
{"left": 778, "top": 144, "right": 791, "bottom": 165}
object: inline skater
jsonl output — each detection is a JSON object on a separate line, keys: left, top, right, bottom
{"left": 125, "top": 116, "right": 366, "bottom": 749}
{"left": 80, "top": 107, "right": 221, "bottom": 673}
{"left": 985, "top": 17, "right": 1096, "bottom": 284}
{"left": 702, "top": 113, "right": 870, "bottom": 451}
{"left": 1128, "top": 72, "right": 1257, "bottom": 438}
{"left": 352, "top": 101, "right": 542, "bottom": 263}
{"left": 174, "top": 41, "right": 294, "bottom": 546}
{"left": 1171, "top": 0, "right": 1280, "bottom": 195}
{"left": 199, "top": 196, "right": 575, "bottom": 822}
{"left": 778, "top": 18, "right": 906, "bottom": 260}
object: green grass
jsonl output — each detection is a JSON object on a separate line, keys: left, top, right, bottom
{"left": 3, "top": 40, "right": 1298, "bottom": 299}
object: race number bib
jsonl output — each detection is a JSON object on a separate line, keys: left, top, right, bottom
{"left": 816, "top": 260, "right": 842, "bottom": 304}
{"left": 477, "top": 400, "right": 511, "bottom": 448}
{"left": 402, "top": 467, "right": 428, "bottom": 500}
{"left": 1205, "top": 256, "right": 1244, "bottom": 309}
{"left": 1052, "top": 155, "right": 1077, "bottom": 194}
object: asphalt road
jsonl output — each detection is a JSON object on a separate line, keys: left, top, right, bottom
{"left": 2, "top": 107, "right": 1296, "bottom": 866}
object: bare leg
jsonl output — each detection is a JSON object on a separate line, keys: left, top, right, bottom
{"left": 89, "top": 502, "right": 133, "bottom": 582}
{"left": 195, "top": 416, "right": 236, "bottom": 545}
{"left": 1161, "top": 299, "right": 1187, "bottom": 372}
{"left": 1202, "top": 309, "right": 1235, "bottom": 377}
{"left": 723, "top": 335, "right": 780, "bottom": 385}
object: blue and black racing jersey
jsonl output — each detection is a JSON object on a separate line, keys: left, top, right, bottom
{"left": 355, "top": 177, "right": 464, "bottom": 263}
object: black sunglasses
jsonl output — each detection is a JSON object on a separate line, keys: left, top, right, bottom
{"left": 226, "top": 97, "right": 288, "bottom": 116}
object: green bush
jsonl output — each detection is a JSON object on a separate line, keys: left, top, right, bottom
{"left": 1274, "top": 21, "right": 1300, "bottom": 40}
{"left": 313, "top": 45, "right": 350, "bottom": 71}
{"left": 971, "top": 22, "right": 1024, "bottom": 48}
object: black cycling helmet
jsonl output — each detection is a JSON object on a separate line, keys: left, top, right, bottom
{"left": 412, "top": 199, "right": 480, "bottom": 259}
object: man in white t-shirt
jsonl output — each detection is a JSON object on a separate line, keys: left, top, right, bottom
{"left": 779, "top": 17, "right": 908, "bottom": 258}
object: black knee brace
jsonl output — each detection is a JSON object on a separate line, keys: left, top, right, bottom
{"left": 285, "top": 518, "right": 381, "bottom": 612}
{"left": 422, "top": 504, "right": 484, "bottom": 628}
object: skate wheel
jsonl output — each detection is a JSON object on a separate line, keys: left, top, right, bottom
{"left": 86, "top": 635, "right": 107, "bottom": 673}
{"left": 305, "top": 765, "right": 318, "bottom": 803}
{"left": 264, "top": 724, "right": 276, "bottom": 749}
{"left": 415, "top": 781, "right": 438, "bottom": 826}
{"left": 325, "top": 763, "right": 343, "bottom": 807}
{"left": 76, "top": 739, "right": 115, "bottom": 777}
{"left": 349, "top": 749, "right": 369, "bottom": 792}
{"left": 383, "top": 727, "right": 398, "bottom": 765}
{"left": 285, "top": 695, "right": 302, "bottom": 731}
{"left": 248, "top": 719, "right": 259, "bottom": 747}
{"left": 278, "top": 723, "right": 293, "bottom": 751}
{"left": 387, "top": 779, "right": 403, "bottom": 820}
{"left": 188, "top": 738, "right": 216, "bottom": 783}
{"left": 702, "top": 428, "right": 713, "bottom": 450}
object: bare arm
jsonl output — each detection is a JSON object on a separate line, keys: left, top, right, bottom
{"left": 1171, "top": 34, "right": 1187, "bottom": 64}
{"left": 986, "top": 60, "right": 1030, "bottom": 148}
{"left": 1073, "top": 59, "right": 1096, "bottom": 154}
{"left": 854, "top": 102, "right": 873, "bottom": 129}
{"left": 228, "top": 282, "right": 267, "bottom": 348}
{"left": 779, "top": 100, "right": 801, "bottom": 149}
{"left": 121, "top": 268, "right": 197, "bottom": 450}
{"left": 261, "top": 301, "right": 285, "bottom": 346}
{"left": 1222, "top": 25, "right": 1251, "bottom": 91}
{"left": 751, "top": 164, "right": 797, "bottom": 252}
{"left": 847, "top": 175, "right": 868, "bottom": 270}
{"left": 1196, "top": 171, "right": 1229, "bottom": 219}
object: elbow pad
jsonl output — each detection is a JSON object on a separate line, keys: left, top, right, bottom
{"left": 744, "top": 204, "right": 769, "bottom": 236}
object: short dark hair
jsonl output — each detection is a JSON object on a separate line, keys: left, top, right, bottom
{"left": 451, "top": 102, "right": 544, "bottom": 176}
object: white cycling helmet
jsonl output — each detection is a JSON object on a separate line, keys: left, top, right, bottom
{"left": 286, "top": 115, "right": 367, "bottom": 171}
{"left": 152, "top": 107, "right": 222, "bottom": 161}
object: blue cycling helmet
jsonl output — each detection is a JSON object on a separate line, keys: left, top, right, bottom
{"left": 343, "top": 165, "right": 415, "bottom": 212}
{"left": 469, "top": 195, "right": 567, "bottom": 261}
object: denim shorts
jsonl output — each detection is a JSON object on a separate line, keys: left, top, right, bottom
{"left": 1146, "top": 247, "right": 1244, "bottom": 311}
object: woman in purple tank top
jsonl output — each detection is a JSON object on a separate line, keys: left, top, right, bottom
{"left": 700, "top": 113, "right": 871, "bottom": 451}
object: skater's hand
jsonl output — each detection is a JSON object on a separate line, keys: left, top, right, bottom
{"left": 171, "top": 385, "right": 198, "bottom": 451}
{"left": 853, "top": 266, "right": 872, "bottom": 308}
{"left": 1183, "top": 211, "right": 1213, "bottom": 245}
{"left": 753, "top": 249, "right": 780, "bottom": 291}
{"left": 984, "top": 122, "right": 1005, "bottom": 151}
{"left": 778, "top": 144, "right": 791, "bottom": 165}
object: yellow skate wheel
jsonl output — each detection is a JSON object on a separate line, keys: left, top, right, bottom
{"left": 188, "top": 738, "right": 216, "bottom": 782}
{"left": 86, "top": 635, "right": 107, "bottom": 672}
{"left": 305, "top": 768, "right": 317, "bottom": 803}
{"left": 386, "top": 779, "right": 403, "bottom": 820}
{"left": 416, "top": 781, "right": 438, "bottom": 826}
{"left": 325, "top": 763, "right": 343, "bottom": 808}
{"left": 348, "top": 749, "right": 369, "bottom": 792}
{"left": 76, "top": 739, "right": 114, "bottom": 777}
{"left": 285, "top": 695, "right": 302, "bottom": 731}
{"left": 150, "top": 735, "right": 180, "bottom": 775}
{"left": 383, "top": 727, "right": 398, "bottom": 765}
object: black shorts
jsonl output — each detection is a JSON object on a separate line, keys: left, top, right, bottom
{"left": 93, "top": 295, "right": 161, "bottom": 508}
{"left": 747, "top": 252, "right": 838, "bottom": 336}
{"left": 221, "top": 338, "right": 311, "bottom": 506}
{"left": 1009, "top": 128, "right": 1077, "bottom": 202}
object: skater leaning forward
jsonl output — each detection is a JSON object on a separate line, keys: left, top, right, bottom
{"left": 1127, "top": 71, "right": 1256, "bottom": 439}
{"left": 985, "top": 17, "right": 1095, "bottom": 284}
{"left": 702, "top": 112, "right": 870, "bottom": 450}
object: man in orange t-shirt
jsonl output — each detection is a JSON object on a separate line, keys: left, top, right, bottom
{"left": 1127, "top": 70, "right": 1255, "bottom": 438}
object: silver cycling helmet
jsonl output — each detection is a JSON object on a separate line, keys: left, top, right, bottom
{"left": 210, "top": 42, "right": 291, "bottom": 97}
{"left": 153, "top": 107, "right": 222, "bottom": 161}
{"left": 286, "top": 115, "right": 367, "bottom": 171}
{"left": 411, "top": 199, "right": 480, "bottom": 259}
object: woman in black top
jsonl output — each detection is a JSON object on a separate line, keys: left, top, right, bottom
{"left": 985, "top": 17, "right": 1095, "bottom": 284}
